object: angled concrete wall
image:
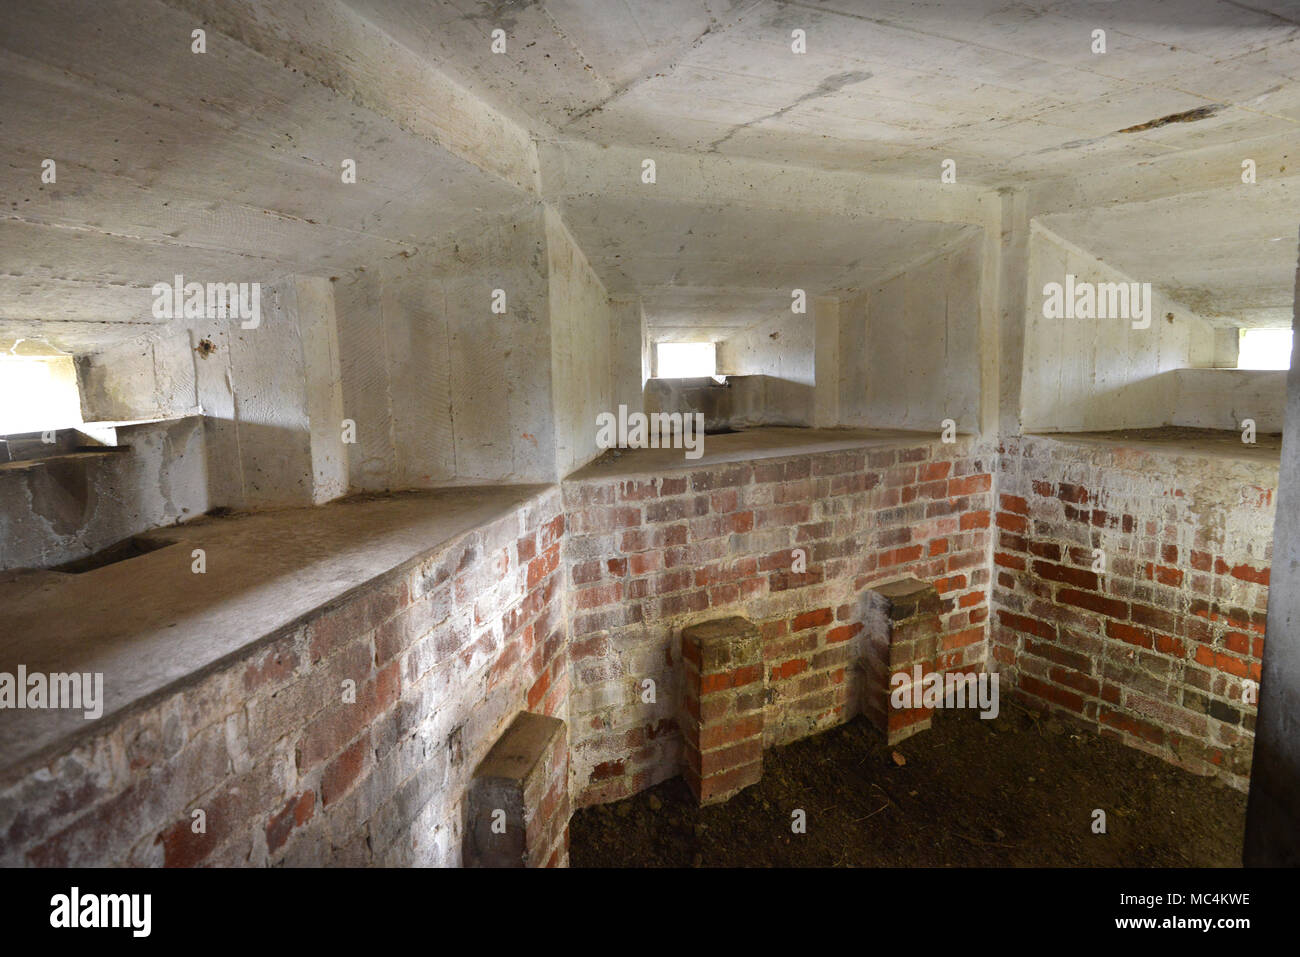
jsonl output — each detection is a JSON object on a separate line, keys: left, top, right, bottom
{"left": 1021, "top": 224, "right": 1220, "bottom": 433}
{"left": 547, "top": 206, "right": 614, "bottom": 479}
{"left": 836, "top": 235, "right": 983, "bottom": 434}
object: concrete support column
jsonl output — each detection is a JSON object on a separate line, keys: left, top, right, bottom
{"left": 1244, "top": 228, "right": 1300, "bottom": 866}
{"left": 979, "top": 187, "right": 1030, "bottom": 438}
{"left": 610, "top": 296, "right": 646, "bottom": 418}
{"left": 196, "top": 274, "right": 348, "bottom": 509}
{"left": 681, "top": 617, "right": 765, "bottom": 805}
{"left": 295, "top": 275, "right": 349, "bottom": 504}
{"left": 813, "top": 295, "right": 841, "bottom": 427}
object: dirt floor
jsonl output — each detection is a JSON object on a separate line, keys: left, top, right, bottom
{"left": 570, "top": 707, "right": 1247, "bottom": 867}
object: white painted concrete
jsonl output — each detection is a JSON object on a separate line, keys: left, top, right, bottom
{"left": 1022, "top": 223, "right": 1222, "bottom": 432}
{"left": 2, "top": 0, "right": 1297, "bottom": 563}
{"left": 837, "top": 235, "right": 983, "bottom": 433}
{"left": 547, "top": 205, "right": 615, "bottom": 478}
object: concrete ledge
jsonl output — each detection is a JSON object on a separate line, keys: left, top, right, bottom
{"left": 0, "top": 485, "right": 554, "bottom": 785}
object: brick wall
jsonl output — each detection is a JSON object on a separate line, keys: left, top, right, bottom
{"left": 562, "top": 438, "right": 997, "bottom": 807}
{"left": 993, "top": 436, "right": 1277, "bottom": 790}
{"left": 0, "top": 488, "right": 568, "bottom": 867}
{"left": 3, "top": 432, "right": 1277, "bottom": 866}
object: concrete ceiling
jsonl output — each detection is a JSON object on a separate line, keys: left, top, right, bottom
{"left": 1, "top": 0, "right": 1298, "bottom": 353}
{"left": 0, "top": 0, "right": 533, "bottom": 352}
{"left": 1040, "top": 178, "right": 1300, "bottom": 327}
{"left": 341, "top": 0, "right": 1300, "bottom": 333}
{"left": 344, "top": 0, "right": 1300, "bottom": 184}
{"left": 558, "top": 193, "right": 977, "bottom": 339}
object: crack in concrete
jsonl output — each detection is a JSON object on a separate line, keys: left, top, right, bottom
{"left": 707, "top": 69, "right": 873, "bottom": 152}
{"left": 562, "top": 0, "right": 766, "bottom": 127}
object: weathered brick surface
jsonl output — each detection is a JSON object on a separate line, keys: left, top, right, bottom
{"left": 680, "top": 617, "right": 765, "bottom": 804}
{"left": 858, "top": 577, "right": 947, "bottom": 743}
{"left": 563, "top": 438, "right": 996, "bottom": 807}
{"left": 0, "top": 488, "right": 568, "bottom": 867}
{"left": 992, "top": 437, "right": 1276, "bottom": 790}
{"left": 464, "top": 711, "right": 569, "bottom": 867}
{"left": 7, "top": 431, "right": 1264, "bottom": 862}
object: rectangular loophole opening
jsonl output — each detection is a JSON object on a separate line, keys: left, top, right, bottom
{"left": 53, "top": 536, "right": 177, "bottom": 574}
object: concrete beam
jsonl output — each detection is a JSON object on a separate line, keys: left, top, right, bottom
{"left": 538, "top": 138, "right": 987, "bottom": 226}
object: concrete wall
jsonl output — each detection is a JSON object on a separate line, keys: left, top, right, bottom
{"left": 77, "top": 331, "right": 199, "bottom": 423}
{"left": 336, "top": 209, "right": 556, "bottom": 489}
{"left": 78, "top": 275, "right": 348, "bottom": 509}
{"left": 1164, "top": 369, "right": 1286, "bottom": 434}
{"left": 187, "top": 276, "right": 348, "bottom": 509}
{"left": 0, "top": 417, "right": 208, "bottom": 572}
{"left": 644, "top": 375, "right": 813, "bottom": 431}
{"left": 0, "top": 274, "right": 351, "bottom": 570}
{"left": 1021, "top": 224, "right": 1222, "bottom": 433}
{"left": 610, "top": 298, "right": 647, "bottom": 418}
{"left": 717, "top": 313, "right": 814, "bottom": 386}
{"left": 547, "top": 207, "right": 614, "bottom": 479}
{"left": 838, "top": 236, "right": 983, "bottom": 433}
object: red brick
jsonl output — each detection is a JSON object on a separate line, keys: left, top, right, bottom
{"left": 1019, "top": 674, "right": 1084, "bottom": 713}
{"left": 1057, "top": 483, "right": 1089, "bottom": 504}
{"left": 881, "top": 545, "right": 924, "bottom": 568}
{"left": 1230, "top": 563, "right": 1269, "bottom": 586}
{"left": 997, "top": 609, "right": 1055, "bottom": 640}
{"left": 1033, "top": 560, "right": 1099, "bottom": 591}
{"left": 770, "top": 658, "right": 808, "bottom": 681}
{"left": 590, "top": 760, "right": 625, "bottom": 782}
{"left": 997, "top": 512, "right": 1028, "bottom": 533}
{"left": 1106, "top": 620, "right": 1153, "bottom": 649}
{"left": 999, "top": 494, "right": 1029, "bottom": 515}
{"left": 1057, "top": 588, "right": 1127, "bottom": 620}
{"left": 321, "top": 737, "right": 370, "bottom": 806}
{"left": 948, "top": 474, "right": 991, "bottom": 496}
{"left": 792, "top": 608, "right": 833, "bottom": 631}
{"left": 266, "top": 791, "right": 316, "bottom": 853}
{"left": 1099, "top": 708, "right": 1165, "bottom": 745}
{"left": 935, "top": 574, "right": 967, "bottom": 594}
{"left": 699, "top": 714, "right": 764, "bottom": 751}
{"left": 826, "top": 623, "right": 861, "bottom": 643}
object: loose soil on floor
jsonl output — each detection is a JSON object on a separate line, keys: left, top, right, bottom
{"left": 570, "top": 708, "right": 1246, "bottom": 867}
